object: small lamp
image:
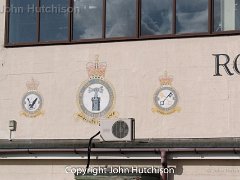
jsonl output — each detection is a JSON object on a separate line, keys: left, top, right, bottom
{"left": 9, "top": 120, "right": 17, "bottom": 141}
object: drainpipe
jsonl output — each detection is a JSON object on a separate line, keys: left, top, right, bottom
{"left": 161, "top": 151, "right": 168, "bottom": 180}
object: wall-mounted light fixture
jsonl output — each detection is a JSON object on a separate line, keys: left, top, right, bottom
{"left": 9, "top": 120, "right": 17, "bottom": 141}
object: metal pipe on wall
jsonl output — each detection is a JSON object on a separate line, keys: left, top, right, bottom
{"left": 0, "top": 147, "right": 240, "bottom": 154}
{"left": 161, "top": 151, "right": 168, "bottom": 180}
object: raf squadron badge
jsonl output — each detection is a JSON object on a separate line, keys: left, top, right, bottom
{"left": 152, "top": 71, "right": 180, "bottom": 115}
{"left": 76, "top": 56, "right": 118, "bottom": 124}
{"left": 21, "top": 78, "right": 44, "bottom": 118}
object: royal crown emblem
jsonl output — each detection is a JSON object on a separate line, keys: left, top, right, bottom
{"left": 152, "top": 71, "right": 180, "bottom": 115}
{"left": 86, "top": 56, "right": 107, "bottom": 79}
{"left": 76, "top": 55, "right": 118, "bottom": 125}
{"left": 159, "top": 71, "right": 173, "bottom": 86}
{"left": 26, "top": 78, "right": 39, "bottom": 91}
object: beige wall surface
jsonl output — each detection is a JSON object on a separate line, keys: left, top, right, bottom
{"left": 0, "top": 159, "right": 240, "bottom": 180}
{"left": 0, "top": 0, "right": 240, "bottom": 139}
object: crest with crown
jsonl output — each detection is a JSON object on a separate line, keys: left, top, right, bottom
{"left": 86, "top": 56, "right": 107, "bottom": 80}
{"left": 26, "top": 78, "right": 39, "bottom": 91}
{"left": 159, "top": 71, "right": 173, "bottom": 86}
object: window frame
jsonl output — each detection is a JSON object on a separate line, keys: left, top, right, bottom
{"left": 6, "top": 0, "right": 39, "bottom": 45}
{"left": 212, "top": 0, "right": 240, "bottom": 35}
{"left": 38, "top": 0, "right": 71, "bottom": 43}
{"left": 71, "top": 0, "right": 105, "bottom": 42}
{"left": 4, "top": 0, "right": 240, "bottom": 47}
{"left": 71, "top": 0, "right": 139, "bottom": 43}
{"left": 104, "top": 0, "right": 139, "bottom": 39}
{"left": 140, "top": 0, "right": 174, "bottom": 38}
{"left": 6, "top": 0, "right": 71, "bottom": 46}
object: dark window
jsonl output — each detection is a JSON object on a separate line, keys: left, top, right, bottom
{"left": 176, "top": 0, "right": 209, "bottom": 34}
{"left": 214, "top": 0, "right": 240, "bottom": 32}
{"left": 106, "top": 0, "right": 137, "bottom": 38}
{"left": 141, "top": 0, "right": 173, "bottom": 36}
{"left": 8, "top": 0, "right": 37, "bottom": 44}
{"left": 73, "top": 0, "right": 103, "bottom": 40}
{"left": 40, "top": 0, "right": 69, "bottom": 42}
{"left": 5, "top": 0, "right": 240, "bottom": 47}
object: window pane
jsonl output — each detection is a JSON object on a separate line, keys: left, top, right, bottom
{"left": 176, "top": 0, "right": 208, "bottom": 34}
{"left": 9, "top": 0, "right": 37, "bottom": 43}
{"left": 73, "top": 0, "right": 103, "bottom": 40}
{"left": 106, "top": 0, "right": 136, "bottom": 38}
{"left": 214, "top": 0, "right": 240, "bottom": 32}
{"left": 141, "top": 0, "right": 172, "bottom": 36}
{"left": 40, "top": 0, "right": 68, "bottom": 42}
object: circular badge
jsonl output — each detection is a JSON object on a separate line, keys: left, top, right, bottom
{"left": 78, "top": 79, "right": 115, "bottom": 118}
{"left": 154, "top": 86, "right": 178, "bottom": 112}
{"left": 22, "top": 91, "right": 43, "bottom": 114}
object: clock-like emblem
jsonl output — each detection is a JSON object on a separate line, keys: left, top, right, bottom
{"left": 76, "top": 56, "right": 118, "bottom": 124}
{"left": 21, "top": 78, "right": 44, "bottom": 118}
{"left": 152, "top": 72, "right": 180, "bottom": 115}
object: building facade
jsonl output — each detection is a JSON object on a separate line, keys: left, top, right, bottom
{"left": 1, "top": 0, "right": 240, "bottom": 179}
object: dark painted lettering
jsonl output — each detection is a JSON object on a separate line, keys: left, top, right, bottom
{"left": 213, "top": 54, "right": 234, "bottom": 76}
{"left": 233, "top": 54, "right": 240, "bottom": 75}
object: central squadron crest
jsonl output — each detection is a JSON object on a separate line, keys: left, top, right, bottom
{"left": 76, "top": 56, "right": 118, "bottom": 124}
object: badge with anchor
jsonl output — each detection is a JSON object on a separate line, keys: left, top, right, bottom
{"left": 21, "top": 78, "right": 44, "bottom": 118}
{"left": 76, "top": 56, "right": 118, "bottom": 124}
{"left": 152, "top": 71, "right": 181, "bottom": 115}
